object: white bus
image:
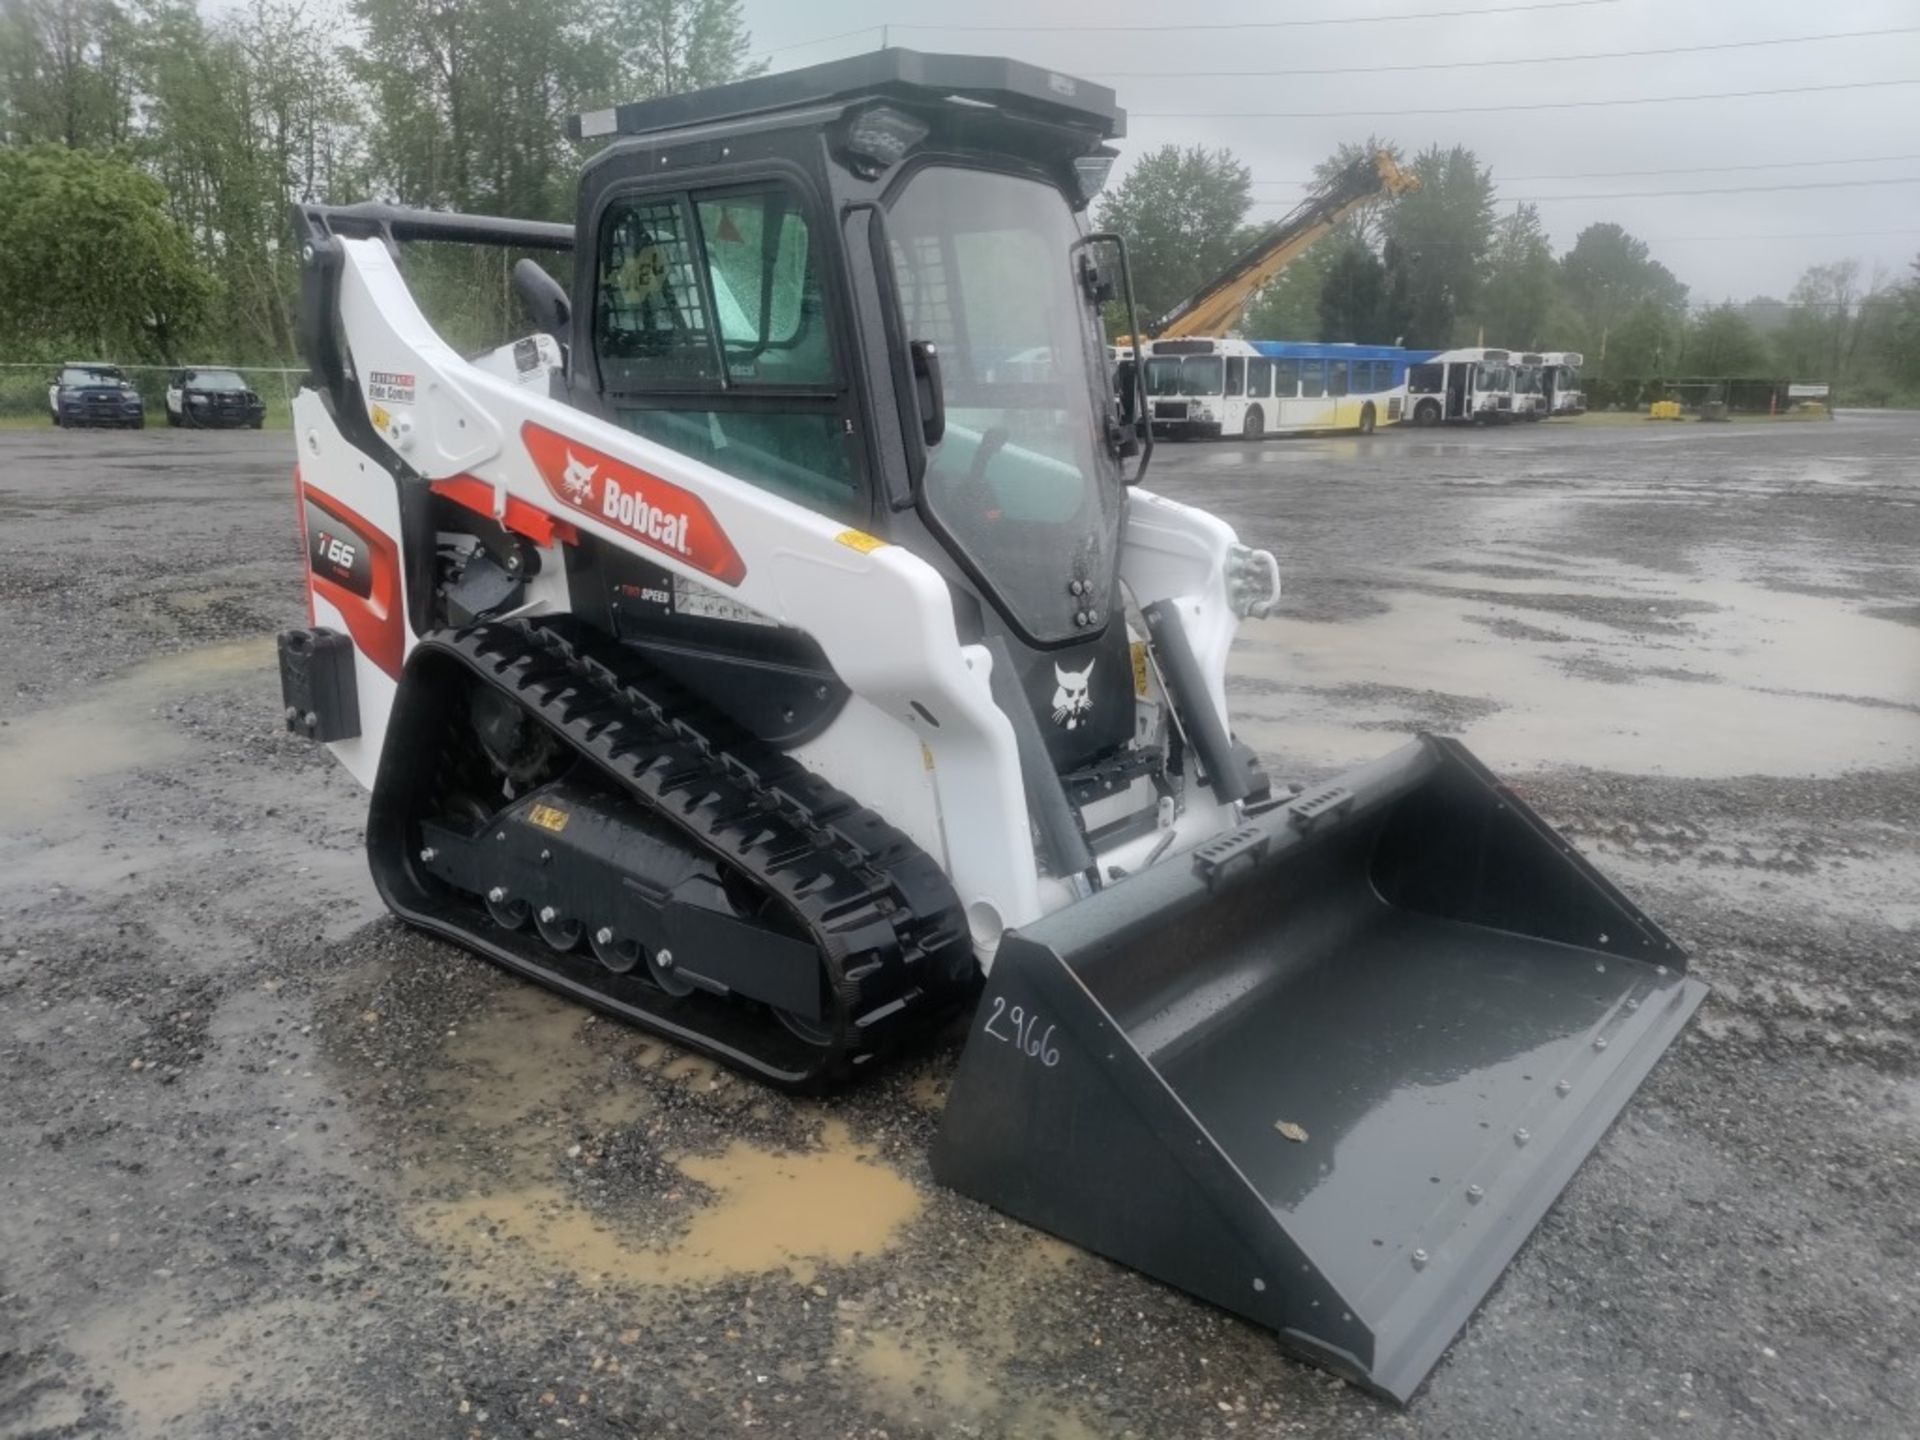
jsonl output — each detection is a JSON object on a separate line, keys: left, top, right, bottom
{"left": 1511, "top": 352, "right": 1545, "bottom": 421}
{"left": 1539, "top": 351, "right": 1585, "bottom": 416}
{"left": 1133, "top": 338, "right": 1409, "bottom": 440}
{"left": 1403, "top": 347, "right": 1513, "bottom": 425}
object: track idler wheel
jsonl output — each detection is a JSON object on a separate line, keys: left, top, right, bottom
{"left": 486, "top": 887, "right": 530, "bottom": 930}
{"left": 647, "top": 946, "right": 696, "bottom": 998}
{"left": 589, "top": 926, "right": 642, "bottom": 975}
{"left": 534, "top": 906, "right": 584, "bottom": 953}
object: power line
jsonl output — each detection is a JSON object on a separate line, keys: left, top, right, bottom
{"left": 887, "top": 0, "right": 1621, "bottom": 35}
{"left": 1248, "top": 174, "right": 1920, "bottom": 205}
{"left": 1502, "top": 153, "right": 1920, "bottom": 183}
{"left": 754, "top": 25, "right": 880, "bottom": 59}
{"left": 1138, "top": 76, "right": 1920, "bottom": 119}
{"left": 1506, "top": 176, "right": 1920, "bottom": 201}
{"left": 1638, "top": 227, "right": 1920, "bottom": 243}
{"left": 1254, "top": 153, "right": 1920, "bottom": 186}
{"left": 752, "top": 0, "right": 1620, "bottom": 59}
{"left": 1226, "top": 228, "right": 1920, "bottom": 248}
{"left": 1089, "top": 25, "right": 1916, "bottom": 79}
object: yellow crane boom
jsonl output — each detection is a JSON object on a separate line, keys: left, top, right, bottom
{"left": 1139, "top": 150, "right": 1417, "bottom": 341}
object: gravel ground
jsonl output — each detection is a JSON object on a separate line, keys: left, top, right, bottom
{"left": 2, "top": 415, "right": 1917, "bottom": 1438}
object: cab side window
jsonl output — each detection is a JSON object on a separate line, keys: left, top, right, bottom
{"left": 593, "top": 183, "right": 860, "bottom": 520}
{"left": 596, "top": 194, "right": 717, "bottom": 384}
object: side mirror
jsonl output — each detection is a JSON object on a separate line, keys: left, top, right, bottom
{"left": 512, "top": 258, "right": 571, "bottom": 357}
{"left": 1078, "top": 251, "right": 1115, "bottom": 307}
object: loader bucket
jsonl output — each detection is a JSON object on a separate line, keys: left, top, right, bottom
{"left": 931, "top": 735, "right": 1706, "bottom": 1403}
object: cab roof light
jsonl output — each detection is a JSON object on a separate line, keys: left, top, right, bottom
{"left": 845, "top": 105, "right": 930, "bottom": 169}
{"left": 1072, "top": 154, "right": 1116, "bottom": 204}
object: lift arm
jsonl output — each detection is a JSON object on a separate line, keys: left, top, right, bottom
{"left": 1143, "top": 151, "right": 1416, "bottom": 341}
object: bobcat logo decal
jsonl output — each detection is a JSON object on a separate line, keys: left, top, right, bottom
{"left": 561, "top": 451, "right": 598, "bottom": 503}
{"left": 1051, "top": 661, "right": 1095, "bottom": 730}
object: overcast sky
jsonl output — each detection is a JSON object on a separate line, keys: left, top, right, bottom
{"left": 739, "top": 0, "right": 1920, "bottom": 304}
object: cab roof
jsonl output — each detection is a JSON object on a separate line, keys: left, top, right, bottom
{"left": 569, "top": 48, "right": 1123, "bottom": 146}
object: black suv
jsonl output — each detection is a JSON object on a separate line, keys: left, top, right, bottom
{"left": 49, "top": 363, "right": 145, "bottom": 428}
{"left": 165, "top": 367, "right": 267, "bottom": 429}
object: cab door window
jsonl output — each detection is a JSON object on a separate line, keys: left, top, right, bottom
{"left": 593, "top": 184, "right": 860, "bottom": 519}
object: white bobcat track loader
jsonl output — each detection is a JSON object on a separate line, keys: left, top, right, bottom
{"left": 277, "top": 50, "right": 1705, "bottom": 1402}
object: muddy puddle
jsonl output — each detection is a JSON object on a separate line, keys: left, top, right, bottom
{"left": 415, "top": 1117, "right": 922, "bottom": 1290}
{"left": 378, "top": 987, "right": 924, "bottom": 1295}
{"left": 0, "top": 636, "right": 270, "bottom": 810}
{"left": 1237, "top": 548, "right": 1920, "bottom": 778}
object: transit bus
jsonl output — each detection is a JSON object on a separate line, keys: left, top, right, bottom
{"left": 1403, "top": 347, "right": 1513, "bottom": 425}
{"left": 1511, "top": 352, "right": 1545, "bottom": 421}
{"left": 1539, "top": 350, "right": 1585, "bottom": 416}
{"left": 1136, "top": 338, "right": 1408, "bottom": 440}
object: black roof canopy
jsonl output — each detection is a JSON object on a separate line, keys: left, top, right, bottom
{"left": 568, "top": 48, "right": 1124, "bottom": 146}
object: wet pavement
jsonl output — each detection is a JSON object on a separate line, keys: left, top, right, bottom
{"left": 2, "top": 416, "right": 1917, "bottom": 1438}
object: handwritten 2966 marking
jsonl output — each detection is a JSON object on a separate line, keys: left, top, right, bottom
{"left": 983, "top": 995, "right": 1060, "bottom": 1067}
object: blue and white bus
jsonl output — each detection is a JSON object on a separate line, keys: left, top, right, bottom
{"left": 1132, "top": 338, "right": 1409, "bottom": 439}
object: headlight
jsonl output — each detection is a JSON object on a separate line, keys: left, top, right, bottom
{"left": 1226, "top": 544, "right": 1281, "bottom": 620}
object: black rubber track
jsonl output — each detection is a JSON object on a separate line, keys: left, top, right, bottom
{"left": 365, "top": 618, "right": 978, "bottom": 1090}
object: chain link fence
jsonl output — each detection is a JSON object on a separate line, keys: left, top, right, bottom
{"left": 1, "top": 361, "right": 309, "bottom": 428}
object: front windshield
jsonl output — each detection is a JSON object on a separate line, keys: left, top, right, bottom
{"left": 1145, "top": 357, "right": 1184, "bottom": 396}
{"left": 189, "top": 370, "right": 248, "bottom": 392}
{"left": 887, "top": 165, "right": 1119, "bottom": 645}
{"left": 1515, "top": 368, "right": 1540, "bottom": 395}
{"left": 1178, "top": 357, "right": 1223, "bottom": 397}
{"left": 61, "top": 366, "right": 122, "bottom": 387}
{"left": 1476, "top": 363, "right": 1509, "bottom": 390}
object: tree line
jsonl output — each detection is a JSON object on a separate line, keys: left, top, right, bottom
{"left": 0, "top": 0, "right": 756, "bottom": 364}
{"left": 1097, "top": 142, "right": 1920, "bottom": 406}
{"left": 5, "top": 9, "right": 1917, "bottom": 403}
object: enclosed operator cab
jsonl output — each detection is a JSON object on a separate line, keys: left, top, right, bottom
{"left": 1404, "top": 347, "right": 1513, "bottom": 425}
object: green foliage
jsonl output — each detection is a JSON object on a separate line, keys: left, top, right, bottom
{"left": 0, "top": 142, "right": 208, "bottom": 357}
{"left": 1887, "top": 255, "right": 1920, "bottom": 392}
{"left": 1381, "top": 144, "right": 1494, "bottom": 347}
{"left": 0, "top": 0, "right": 758, "bottom": 362}
{"left": 0, "top": 0, "right": 138, "bottom": 147}
{"left": 1602, "top": 299, "right": 1675, "bottom": 380}
{"left": 1095, "top": 144, "right": 1251, "bottom": 324}
{"left": 1240, "top": 239, "right": 1329, "bottom": 340}
{"left": 606, "top": 0, "right": 761, "bottom": 97}
{"left": 1478, "top": 204, "right": 1556, "bottom": 350}
{"left": 1681, "top": 304, "right": 1767, "bottom": 377}
{"left": 1315, "top": 236, "right": 1397, "bottom": 344}
{"left": 1559, "top": 222, "right": 1687, "bottom": 353}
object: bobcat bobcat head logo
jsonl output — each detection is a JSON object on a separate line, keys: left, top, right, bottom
{"left": 1051, "top": 661, "right": 1095, "bottom": 730}
{"left": 561, "top": 451, "right": 598, "bottom": 502}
